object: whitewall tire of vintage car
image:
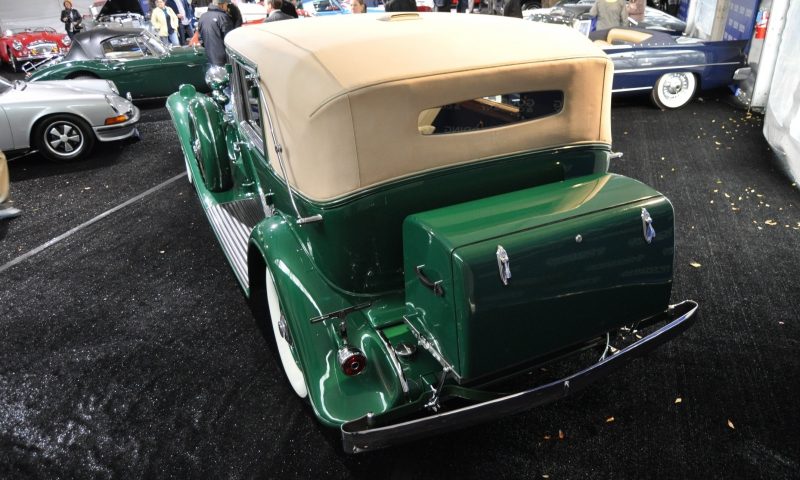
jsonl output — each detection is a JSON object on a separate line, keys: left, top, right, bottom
{"left": 266, "top": 267, "right": 308, "bottom": 398}
{"left": 652, "top": 72, "right": 697, "bottom": 110}
{"left": 34, "top": 115, "right": 95, "bottom": 162}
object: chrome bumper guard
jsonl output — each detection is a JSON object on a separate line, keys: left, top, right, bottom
{"left": 93, "top": 106, "right": 142, "bottom": 142}
{"left": 341, "top": 300, "right": 698, "bottom": 454}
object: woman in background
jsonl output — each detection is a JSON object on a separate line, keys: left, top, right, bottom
{"left": 60, "top": 1, "right": 82, "bottom": 40}
{"left": 352, "top": 0, "right": 367, "bottom": 13}
{"left": 151, "top": 0, "right": 180, "bottom": 46}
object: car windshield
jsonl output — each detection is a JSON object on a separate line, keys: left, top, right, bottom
{"left": 140, "top": 32, "right": 167, "bottom": 56}
{"left": 9, "top": 27, "right": 55, "bottom": 34}
{"left": 554, "top": 0, "right": 594, "bottom": 5}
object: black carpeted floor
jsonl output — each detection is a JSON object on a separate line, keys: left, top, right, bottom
{"left": 0, "top": 88, "right": 798, "bottom": 479}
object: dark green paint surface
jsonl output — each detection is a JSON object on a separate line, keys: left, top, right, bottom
{"left": 403, "top": 174, "right": 674, "bottom": 381}
{"left": 166, "top": 76, "right": 677, "bottom": 427}
{"left": 29, "top": 46, "right": 208, "bottom": 98}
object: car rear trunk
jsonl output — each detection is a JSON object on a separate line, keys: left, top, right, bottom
{"left": 403, "top": 173, "right": 674, "bottom": 383}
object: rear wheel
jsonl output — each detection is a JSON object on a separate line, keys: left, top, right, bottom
{"left": 651, "top": 72, "right": 697, "bottom": 110}
{"left": 34, "top": 114, "right": 95, "bottom": 162}
{"left": 266, "top": 267, "right": 308, "bottom": 398}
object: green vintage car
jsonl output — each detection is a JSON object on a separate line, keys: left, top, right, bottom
{"left": 27, "top": 28, "right": 208, "bottom": 99}
{"left": 168, "top": 13, "right": 698, "bottom": 453}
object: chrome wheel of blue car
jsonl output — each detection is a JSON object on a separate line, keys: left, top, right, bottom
{"left": 35, "top": 115, "right": 95, "bottom": 162}
{"left": 266, "top": 267, "right": 308, "bottom": 398}
{"left": 652, "top": 72, "right": 697, "bottom": 110}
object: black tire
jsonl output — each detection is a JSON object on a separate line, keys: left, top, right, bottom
{"left": 521, "top": 1, "right": 541, "bottom": 9}
{"left": 34, "top": 114, "right": 95, "bottom": 162}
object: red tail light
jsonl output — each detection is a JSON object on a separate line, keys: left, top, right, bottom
{"left": 338, "top": 346, "right": 367, "bottom": 376}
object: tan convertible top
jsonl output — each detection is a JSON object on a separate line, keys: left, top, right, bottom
{"left": 225, "top": 13, "right": 613, "bottom": 202}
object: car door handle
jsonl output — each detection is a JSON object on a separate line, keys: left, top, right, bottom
{"left": 112, "top": 64, "right": 124, "bottom": 70}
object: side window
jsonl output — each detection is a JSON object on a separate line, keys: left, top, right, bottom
{"left": 233, "top": 62, "right": 263, "bottom": 133}
{"left": 418, "top": 90, "right": 564, "bottom": 135}
{"left": 101, "top": 36, "right": 146, "bottom": 59}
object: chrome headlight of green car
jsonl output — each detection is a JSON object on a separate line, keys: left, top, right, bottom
{"left": 166, "top": 13, "right": 698, "bottom": 453}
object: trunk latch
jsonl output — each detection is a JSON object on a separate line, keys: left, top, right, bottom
{"left": 496, "top": 245, "right": 511, "bottom": 285}
{"left": 641, "top": 208, "right": 656, "bottom": 244}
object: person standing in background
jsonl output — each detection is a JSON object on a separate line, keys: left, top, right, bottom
{"left": 60, "top": 1, "right": 82, "bottom": 40}
{"left": 151, "top": 0, "right": 180, "bottom": 46}
{"left": 666, "top": 0, "right": 678, "bottom": 15}
{"left": 386, "top": 0, "right": 416, "bottom": 12}
{"left": 265, "top": 0, "right": 293, "bottom": 21}
{"left": 280, "top": 0, "right": 299, "bottom": 18}
{"left": 166, "top": 0, "right": 195, "bottom": 45}
{"left": 351, "top": 0, "right": 367, "bottom": 13}
{"left": 589, "top": 0, "right": 628, "bottom": 30}
{"left": 197, "top": 0, "right": 233, "bottom": 66}
{"left": 627, "top": 0, "right": 645, "bottom": 23}
{"left": 227, "top": 1, "right": 244, "bottom": 28}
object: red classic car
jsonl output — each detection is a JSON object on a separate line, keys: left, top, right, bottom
{"left": 1, "top": 27, "right": 71, "bottom": 72}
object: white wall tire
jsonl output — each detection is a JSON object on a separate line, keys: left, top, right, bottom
{"left": 266, "top": 268, "right": 308, "bottom": 398}
{"left": 652, "top": 72, "right": 697, "bottom": 110}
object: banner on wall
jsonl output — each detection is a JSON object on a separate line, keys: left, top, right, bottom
{"left": 678, "top": 0, "right": 690, "bottom": 20}
{"left": 723, "top": 0, "right": 761, "bottom": 41}
{"left": 694, "top": 0, "right": 718, "bottom": 38}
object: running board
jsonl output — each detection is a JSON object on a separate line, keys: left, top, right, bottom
{"left": 204, "top": 197, "right": 263, "bottom": 291}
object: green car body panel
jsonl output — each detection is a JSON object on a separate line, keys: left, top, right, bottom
{"left": 29, "top": 46, "right": 209, "bottom": 99}
{"left": 165, "top": 15, "right": 698, "bottom": 450}
{"left": 403, "top": 174, "right": 674, "bottom": 382}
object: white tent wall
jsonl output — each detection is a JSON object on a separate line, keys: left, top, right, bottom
{"left": 0, "top": 0, "right": 95, "bottom": 32}
{"left": 763, "top": 0, "right": 800, "bottom": 184}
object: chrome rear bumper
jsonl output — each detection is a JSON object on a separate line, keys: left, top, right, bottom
{"left": 341, "top": 300, "right": 699, "bottom": 453}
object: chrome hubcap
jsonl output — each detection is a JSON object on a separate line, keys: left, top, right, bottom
{"left": 665, "top": 76, "right": 683, "bottom": 95}
{"left": 46, "top": 122, "right": 82, "bottom": 155}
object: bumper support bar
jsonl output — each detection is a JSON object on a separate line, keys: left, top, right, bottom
{"left": 341, "top": 300, "right": 698, "bottom": 453}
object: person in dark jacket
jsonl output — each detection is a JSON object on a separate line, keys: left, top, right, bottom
{"left": 502, "top": 0, "right": 521, "bottom": 18}
{"left": 385, "top": 0, "right": 416, "bottom": 12}
{"left": 227, "top": 1, "right": 244, "bottom": 28}
{"left": 280, "top": 0, "right": 299, "bottom": 18}
{"left": 265, "top": 0, "right": 294, "bottom": 21}
{"left": 197, "top": 0, "right": 233, "bottom": 66}
{"left": 60, "top": 1, "right": 82, "bottom": 39}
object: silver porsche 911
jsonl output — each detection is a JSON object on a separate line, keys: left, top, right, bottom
{"left": 0, "top": 75, "right": 140, "bottom": 162}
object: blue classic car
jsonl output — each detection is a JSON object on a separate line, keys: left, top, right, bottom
{"left": 591, "top": 28, "right": 747, "bottom": 109}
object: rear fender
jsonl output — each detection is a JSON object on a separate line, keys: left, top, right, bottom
{"left": 248, "top": 215, "right": 405, "bottom": 427}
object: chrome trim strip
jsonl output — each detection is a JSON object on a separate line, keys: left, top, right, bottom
{"left": 204, "top": 199, "right": 262, "bottom": 290}
{"left": 377, "top": 330, "right": 411, "bottom": 395}
{"left": 615, "top": 61, "right": 741, "bottom": 74}
{"left": 612, "top": 86, "right": 654, "bottom": 93}
{"left": 256, "top": 74, "right": 322, "bottom": 225}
